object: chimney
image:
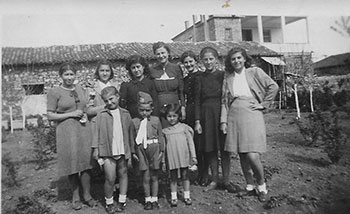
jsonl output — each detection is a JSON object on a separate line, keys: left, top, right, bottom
{"left": 192, "top": 15, "right": 197, "bottom": 42}
{"left": 202, "top": 15, "right": 208, "bottom": 41}
{"left": 185, "top": 21, "right": 189, "bottom": 29}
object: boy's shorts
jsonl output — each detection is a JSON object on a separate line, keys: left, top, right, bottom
{"left": 137, "top": 143, "right": 161, "bottom": 171}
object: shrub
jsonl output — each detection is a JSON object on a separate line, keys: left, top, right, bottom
{"left": 29, "top": 116, "right": 56, "bottom": 170}
{"left": 295, "top": 109, "right": 348, "bottom": 163}
{"left": 12, "top": 196, "right": 55, "bottom": 214}
{"left": 2, "top": 152, "right": 20, "bottom": 187}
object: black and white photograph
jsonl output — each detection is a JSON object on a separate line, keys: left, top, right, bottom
{"left": 1, "top": 0, "right": 350, "bottom": 213}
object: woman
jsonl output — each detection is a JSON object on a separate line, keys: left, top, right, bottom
{"left": 149, "top": 42, "right": 185, "bottom": 125}
{"left": 220, "top": 47, "right": 278, "bottom": 202}
{"left": 119, "top": 54, "right": 159, "bottom": 118}
{"left": 47, "top": 62, "right": 96, "bottom": 210}
{"left": 194, "top": 47, "right": 231, "bottom": 192}
{"left": 180, "top": 50, "right": 204, "bottom": 185}
{"left": 86, "top": 59, "right": 120, "bottom": 121}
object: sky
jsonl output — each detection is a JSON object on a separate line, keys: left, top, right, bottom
{"left": 1, "top": 0, "right": 350, "bottom": 61}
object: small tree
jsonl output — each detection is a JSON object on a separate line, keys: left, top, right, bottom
{"left": 330, "top": 16, "right": 350, "bottom": 37}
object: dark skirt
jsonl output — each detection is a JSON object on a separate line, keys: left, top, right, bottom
{"left": 225, "top": 96, "right": 267, "bottom": 153}
{"left": 199, "top": 99, "right": 225, "bottom": 153}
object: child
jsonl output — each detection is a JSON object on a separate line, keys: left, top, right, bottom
{"left": 92, "top": 86, "right": 135, "bottom": 214}
{"left": 132, "top": 91, "right": 165, "bottom": 210}
{"left": 162, "top": 103, "right": 197, "bottom": 207}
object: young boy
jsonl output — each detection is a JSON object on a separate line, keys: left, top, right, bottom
{"left": 92, "top": 86, "right": 135, "bottom": 213}
{"left": 132, "top": 91, "right": 165, "bottom": 210}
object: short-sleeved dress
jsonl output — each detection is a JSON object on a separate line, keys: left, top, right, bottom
{"left": 194, "top": 69, "right": 225, "bottom": 153}
{"left": 47, "top": 85, "right": 93, "bottom": 176}
{"left": 162, "top": 123, "right": 196, "bottom": 170}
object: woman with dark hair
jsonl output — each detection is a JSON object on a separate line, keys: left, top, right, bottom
{"left": 119, "top": 54, "right": 159, "bottom": 118}
{"left": 150, "top": 42, "right": 185, "bottom": 126}
{"left": 47, "top": 62, "right": 96, "bottom": 210}
{"left": 180, "top": 50, "right": 204, "bottom": 185}
{"left": 194, "top": 47, "right": 232, "bottom": 192}
{"left": 86, "top": 59, "right": 120, "bottom": 121}
{"left": 220, "top": 47, "right": 278, "bottom": 202}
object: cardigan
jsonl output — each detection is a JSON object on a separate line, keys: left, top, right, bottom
{"left": 220, "top": 67, "right": 279, "bottom": 123}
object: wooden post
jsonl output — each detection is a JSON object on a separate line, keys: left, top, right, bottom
{"left": 294, "top": 84, "right": 301, "bottom": 119}
{"left": 279, "top": 90, "right": 282, "bottom": 109}
{"left": 310, "top": 86, "right": 314, "bottom": 112}
{"left": 10, "top": 106, "right": 13, "bottom": 134}
{"left": 22, "top": 106, "right": 26, "bottom": 129}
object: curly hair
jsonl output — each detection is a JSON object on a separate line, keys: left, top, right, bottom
{"left": 152, "top": 41, "right": 171, "bottom": 55}
{"left": 160, "top": 103, "right": 182, "bottom": 119}
{"left": 125, "top": 55, "right": 150, "bottom": 79}
{"left": 224, "top": 47, "right": 252, "bottom": 73}
{"left": 180, "top": 50, "right": 198, "bottom": 63}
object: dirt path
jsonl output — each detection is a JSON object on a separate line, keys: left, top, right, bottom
{"left": 2, "top": 111, "right": 350, "bottom": 214}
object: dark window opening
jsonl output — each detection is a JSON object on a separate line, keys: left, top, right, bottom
{"left": 242, "top": 29, "right": 253, "bottom": 41}
{"left": 225, "top": 28, "right": 233, "bottom": 41}
{"left": 263, "top": 29, "right": 271, "bottom": 42}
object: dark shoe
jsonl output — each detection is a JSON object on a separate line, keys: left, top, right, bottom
{"left": 105, "top": 204, "right": 115, "bottom": 214}
{"left": 258, "top": 191, "right": 268, "bottom": 202}
{"left": 84, "top": 198, "right": 97, "bottom": 207}
{"left": 72, "top": 200, "right": 82, "bottom": 210}
{"left": 144, "top": 201, "right": 152, "bottom": 210}
{"left": 184, "top": 198, "right": 192, "bottom": 205}
{"left": 115, "top": 202, "right": 126, "bottom": 212}
{"left": 152, "top": 201, "right": 160, "bottom": 209}
{"left": 222, "top": 182, "right": 238, "bottom": 193}
{"left": 236, "top": 189, "right": 257, "bottom": 198}
{"left": 203, "top": 181, "right": 217, "bottom": 192}
{"left": 170, "top": 199, "right": 178, "bottom": 207}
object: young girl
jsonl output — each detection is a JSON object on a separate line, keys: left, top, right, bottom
{"left": 194, "top": 47, "right": 233, "bottom": 192}
{"left": 162, "top": 104, "right": 197, "bottom": 207}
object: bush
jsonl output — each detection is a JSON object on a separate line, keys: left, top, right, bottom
{"left": 295, "top": 109, "right": 348, "bottom": 163}
{"left": 29, "top": 116, "right": 56, "bottom": 170}
{"left": 12, "top": 196, "right": 55, "bottom": 214}
{"left": 2, "top": 152, "right": 20, "bottom": 187}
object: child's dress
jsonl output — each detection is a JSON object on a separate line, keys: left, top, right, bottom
{"left": 162, "top": 123, "right": 196, "bottom": 170}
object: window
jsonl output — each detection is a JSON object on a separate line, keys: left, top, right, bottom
{"left": 224, "top": 28, "right": 233, "bottom": 41}
{"left": 263, "top": 29, "right": 271, "bottom": 42}
{"left": 22, "top": 83, "right": 45, "bottom": 95}
{"left": 242, "top": 29, "right": 253, "bottom": 41}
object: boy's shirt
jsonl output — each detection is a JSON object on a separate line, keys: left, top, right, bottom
{"left": 92, "top": 107, "right": 135, "bottom": 160}
{"left": 132, "top": 116, "right": 165, "bottom": 152}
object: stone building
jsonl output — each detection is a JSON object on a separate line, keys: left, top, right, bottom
{"left": 1, "top": 41, "right": 280, "bottom": 127}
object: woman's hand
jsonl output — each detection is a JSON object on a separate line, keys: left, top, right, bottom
{"left": 92, "top": 148, "right": 99, "bottom": 160}
{"left": 194, "top": 120, "right": 202, "bottom": 134}
{"left": 181, "top": 106, "right": 186, "bottom": 121}
{"left": 132, "top": 153, "right": 139, "bottom": 162}
{"left": 158, "top": 151, "right": 164, "bottom": 161}
{"left": 220, "top": 122, "right": 228, "bottom": 134}
{"left": 249, "top": 102, "right": 265, "bottom": 111}
{"left": 69, "top": 109, "right": 84, "bottom": 118}
{"left": 127, "top": 158, "right": 133, "bottom": 169}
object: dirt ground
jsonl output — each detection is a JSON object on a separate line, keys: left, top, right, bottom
{"left": 2, "top": 110, "right": 350, "bottom": 214}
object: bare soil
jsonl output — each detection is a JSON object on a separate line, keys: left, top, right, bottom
{"left": 2, "top": 111, "right": 350, "bottom": 214}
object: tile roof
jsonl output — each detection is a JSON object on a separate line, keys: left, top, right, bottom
{"left": 313, "top": 52, "right": 350, "bottom": 69}
{"left": 2, "top": 41, "right": 280, "bottom": 66}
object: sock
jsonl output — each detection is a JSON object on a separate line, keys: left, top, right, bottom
{"left": 105, "top": 196, "right": 114, "bottom": 205}
{"left": 246, "top": 184, "right": 255, "bottom": 191}
{"left": 119, "top": 194, "right": 126, "bottom": 203}
{"left": 151, "top": 196, "right": 158, "bottom": 202}
{"left": 145, "top": 196, "right": 151, "bottom": 203}
{"left": 257, "top": 183, "right": 267, "bottom": 193}
{"left": 171, "top": 192, "right": 177, "bottom": 200}
{"left": 184, "top": 191, "right": 190, "bottom": 199}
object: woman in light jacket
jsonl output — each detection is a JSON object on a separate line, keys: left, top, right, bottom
{"left": 220, "top": 47, "right": 278, "bottom": 202}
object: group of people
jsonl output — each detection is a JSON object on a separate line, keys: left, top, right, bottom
{"left": 47, "top": 42, "right": 279, "bottom": 213}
